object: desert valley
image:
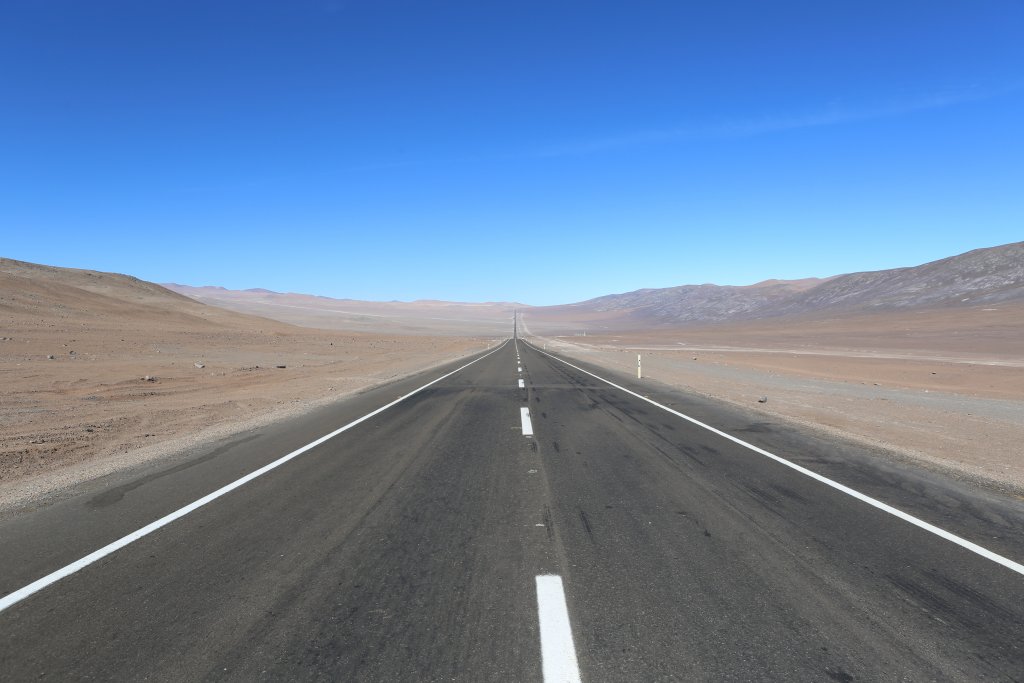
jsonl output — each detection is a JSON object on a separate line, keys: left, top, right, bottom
{"left": 0, "top": 258, "right": 495, "bottom": 511}
{"left": 2, "top": 241, "right": 1022, "bottom": 512}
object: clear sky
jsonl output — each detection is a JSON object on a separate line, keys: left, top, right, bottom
{"left": 3, "top": 1, "right": 1022, "bottom": 305}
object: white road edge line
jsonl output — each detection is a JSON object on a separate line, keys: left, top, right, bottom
{"left": 0, "top": 340, "right": 512, "bottom": 614}
{"left": 525, "top": 342, "right": 1024, "bottom": 577}
{"left": 521, "top": 407, "right": 534, "bottom": 436}
{"left": 536, "top": 575, "right": 583, "bottom": 683}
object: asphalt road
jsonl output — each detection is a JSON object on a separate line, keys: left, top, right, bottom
{"left": 1, "top": 337, "right": 1023, "bottom": 681}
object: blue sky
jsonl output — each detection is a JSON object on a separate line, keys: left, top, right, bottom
{"left": 2, "top": 1, "right": 1022, "bottom": 305}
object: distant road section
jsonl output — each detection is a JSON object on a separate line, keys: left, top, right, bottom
{"left": 1, "top": 338, "right": 1022, "bottom": 680}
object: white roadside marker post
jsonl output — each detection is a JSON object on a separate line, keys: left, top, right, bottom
{"left": 638, "top": 353, "right": 642, "bottom": 379}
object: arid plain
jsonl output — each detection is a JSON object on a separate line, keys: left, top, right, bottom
{"left": 522, "top": 301, "right": 1024, "bottom": 494}
{"left": 0, "top": 258, "right": 496, "bottom": 511}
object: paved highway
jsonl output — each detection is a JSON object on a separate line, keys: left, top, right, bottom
{"left": 1, "top": 337, "right": 1022, "bottom": 680}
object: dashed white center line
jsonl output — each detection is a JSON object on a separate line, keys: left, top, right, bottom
{"left": 520, "top": 407, "right": 534, "bottom": 436}
{"left": 536, "top": 575, "right": 582, "bottom": 683}
{"left": 519, "top": 378, "right": 525, "bottom": 389}
{"left": 518, "top": 366, "right": 523, "bottom": 372}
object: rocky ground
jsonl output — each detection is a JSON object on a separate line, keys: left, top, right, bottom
{"left": 0, "top": 258, "right": 492, "bottom": 510}
{"left": 523, "top": 307, "right": 1024, "bottom": 496}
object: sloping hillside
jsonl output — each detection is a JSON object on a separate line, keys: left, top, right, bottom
{"left": 0, "top": 258, "right": 279, "bottom": 330}
{"left": 774, "top": 241, "right": 1024, "bottom": 314}
{"left": 529, "top": 242, "right": 1023, "bottom": 329}
{"left": 0, "top": 258, "right": 487, "bottom": 504}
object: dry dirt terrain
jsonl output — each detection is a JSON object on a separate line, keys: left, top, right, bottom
{"left": 5, "top": 245, "right": 1022, "bottom": 513}
{"left": 522, "top": 303, "right": 1024, "bottom": 495}
{"left": 0, "top": 259, "right": 493, "bottom": 510}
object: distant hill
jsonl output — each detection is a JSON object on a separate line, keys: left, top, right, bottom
{"left": 9, "top": 241, "right": 1019, "bottom": 338}
{"left": 0, "top": 258, "right": 286, "bottom": 331}
{"left": 163, "top": 284, "right": 524, "bottom": 336}
{"left": 3, "top": 258, "right": 195, "bottom": 306}
{"left": 526, "top": 241, "right": 1024, "bottom": 329}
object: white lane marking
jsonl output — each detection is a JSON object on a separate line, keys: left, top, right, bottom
{"left": 521, "top": 407, "right": 534, "bottom": 436}
{"left": 519, "top": 378, "right": 525, "bottom": 389}
{"left": 526, "top": 342, "right": 1024, "bottom": 577}
{"left": 536, "top": 575, "right": 582, "bottom": 683}
{"left": 0, "top": 341, "right": 512, "bottom": 615}
{"left": 518, "top": 366, "right": 523, "bottom": 372}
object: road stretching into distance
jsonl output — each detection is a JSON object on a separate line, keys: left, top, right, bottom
{"left": 1, "top": 333, "right": 1023, "bottom": 680}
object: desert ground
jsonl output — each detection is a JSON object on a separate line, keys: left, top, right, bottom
{"left": 0, "top": 259, "right": 494, "bottom": 511}
{"left": 5, "top": 253, "right": 1022, "bottom": 513}
{"left": 522, "top": 303, "right": 1024, "bottom": 494}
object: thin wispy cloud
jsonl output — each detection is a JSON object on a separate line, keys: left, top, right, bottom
{"left": 171, "top": 84, "right": 1021, "bottom": 190}
{"left": 532, "top": 83, "right": 1022, "bottom": 158}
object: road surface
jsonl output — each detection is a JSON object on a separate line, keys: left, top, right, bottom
{"left": 1, "top": 337, "right": 1022, "bottom": 680}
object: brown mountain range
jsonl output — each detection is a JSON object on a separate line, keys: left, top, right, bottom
{"left": 524, "top": 241, "right": 1024, "bottom": 332}
{"left": 162, "top": 284, "right": 522, "bottom": 336}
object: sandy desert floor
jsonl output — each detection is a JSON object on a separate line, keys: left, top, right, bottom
{"left": 0, "top": 260, "right": 493, "bottom": 511}
{"left": 0, "top": 326, "right": 489, "bottom": 511}
{"left": 523, "top": 305, "right": 1024, "bottom": 495}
